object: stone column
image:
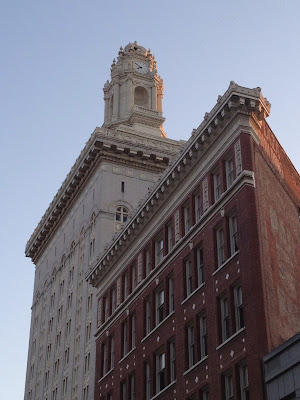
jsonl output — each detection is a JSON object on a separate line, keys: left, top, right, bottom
{"left": 112, "top": 82, "right": 120, "bottom": 121}
{"left": 104, "top": 96, "right": 109, "bottom": 123}
{"left": 157, "top": 86, "right": 163, "bottom": 112}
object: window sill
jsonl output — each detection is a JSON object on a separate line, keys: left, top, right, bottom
{"left": 98, "top": 367, "right": 114, "bottom": 383}
{"left": 183, "top": 356, "right": 208, "bottom": 376}
{"left": 212, "top": 251, "right": 239, "bottom": 276}
{"left": 118, "top": 347, "right": 136, "bottom": 364}
{"left": 216, "top": 327, "right": 245, "bottom": 350}
{"left": 141, "top": 311, "right": 175, "bottom": 343}
{"left": 150, "top": 380, "right": 177, "bottom": 400}
{"left": 181, "top": 283, "right": 205, "bottom": 305}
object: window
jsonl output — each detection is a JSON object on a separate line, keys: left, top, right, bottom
{"left": 156, "top": 352, "right": 166, "bottom": 393}
{"left": 167, "top": 222, "right": 173, "bottom": 252}
{"left": 103, "top": 295, "right": 109, "bottom": 321}
{"left": 50, "top": 293, "right": 55, "bottom": 309}
{"left": 155, "top": 233, "right": 164, "bottom": 265}
{"left": 130, "top": 373, "right": 136, "bottom": 400}
{"left": 111, "top": 286, "right": 116, "bottom": 313}
{"left": 224, "top": 374, "right": 234, "bottom": 400}
{"left": 131, "top": 314, "right": 136, "bottom": 349}
{"left": 83, "top": 386, "right": 89, "bottom": 400}
{"left": 187, "top": 324, "right": 195, "bottom": 368}
{"left": 62, "top": 376, "right": 68, "bottom": 396}
{"left": 121, "top": 380, "right": 127, "bottom": 400}
{"left": 216, "top": 228, "right": 225, "bottom": 266}
{"left": 168, "top": 275, "right": 174, "bottom": 313}
{"left": 87, "top": 293, "right": 93, "bottom": 312}
{"left": 213, "top": 171, "right": 221, "bottom": 201}
{"left": 145, "top": 361, "right": 151, "bottom": 400}
{"left": 225, "top": 158, "right": 234, "bottom": 188}
{"left": 84, "top": 352, "right": 90, "bottom": 374}
{"left": 115, "top": 206, "right": 129, "bottom": 231}
{"left": 123, "top": 273, "right": 129, "bottom": 300}
{"left": 156, "top": 287, "right": 164, "bottom": 325}
{"left": 145, "top": 247, "right": 151, "bottom": 276}
{"left": 184, "top": 204, "right": 191, "bottom": 234}
{"left": 199, "top": 315, "right": 207, "bottom": 358}
{"left": 201, "top": 389, "right": 210, "bottom": 400}
{"left": 145, "top": 298, "right": 151, "bottom": 335}
{"left": 169, "top": 340, "right": 176, "bottom": 382}
{"left": 240, "top": 364, "right": 249, "bottom": 400}
{"left": 54, "top": 359, "right": 60, "bottom": 376}
{"left": 102, "top": 342, "right": 108, "bottom": 375}
{"left": 234, "top": 286, "right": 244, "bottom": 331}
{"left": 110, "top": 335, "right": 115, "bottom": 370}
{"left": 196, "top": 246, "right": 204, "bottom": 286}
{"left": 131, "top": 264, "right": 137, "bottom": 291}
{"left": 220, "top": 296, "right": 230, "bottom": 342}
{"left": 194, "top": 192, "right": 201, "bottom": 222}
{"left": 185, "top": 259, "right": 193, "bottom": 297}
{"left": 64, "top": 347, "right": 70, "bottom": 366}
{"left": 86, "top": 322, "right": 91, "bottom": 342}
{"left": 66, "top": 319, "right": 71, "bottom": 337}
{"left": 229, "top": 215, "right": 238, "bottom": 255}
{"left": 122, "top": 320, "right": 128, "bottom": 357}
{"left": 58, "top": 305, "right": 63, "bottom": 322}
{"left": 90, "top": 213, "right": 96, "bottom": 258}
{"left": 67, "top": 293, "right": 73, "bottom": 310}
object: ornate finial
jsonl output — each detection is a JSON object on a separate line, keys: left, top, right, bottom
{"left": 111, "top": 58, "right": 116, "bottom": 68}
{"left": 120, "top": 46, "right": 123, "bottom": 51}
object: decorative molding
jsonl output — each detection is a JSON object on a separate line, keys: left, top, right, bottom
{"left": 86, "top": 82, "right": 271, "bottom": 287}
{"left": 174, "top": 210, "right": 180, "bottom": 243}
{"left": 234, "top": 139, "right": 242, "bottom": 176}
{"left": 202, "top": 177, "right": 209, "bottom": 213}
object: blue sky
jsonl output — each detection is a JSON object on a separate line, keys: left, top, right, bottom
{"left": 1, "top": 1, "right": 299, "bottom": 398}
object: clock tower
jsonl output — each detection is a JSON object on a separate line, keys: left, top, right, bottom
{"left": 103, "top": 41, "right": 166, "bottom": 137}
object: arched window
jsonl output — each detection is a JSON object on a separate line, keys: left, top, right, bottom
{"left": 115, "top": 206, "right": 129, "bottom": 231}
{"left": 134, "top": 86, "right": 148, "bottom": 107}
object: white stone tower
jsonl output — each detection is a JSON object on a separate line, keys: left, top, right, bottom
{"left": 24, "top": 42, "right": 183, "bottom": 400}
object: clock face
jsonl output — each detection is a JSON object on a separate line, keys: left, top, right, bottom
{"left": 134, "top": 61, "right": 148, "bottom": 74}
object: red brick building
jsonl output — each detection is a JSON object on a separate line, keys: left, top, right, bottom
{"left": 87, "top": 81, "right": 300, "bottom": 400}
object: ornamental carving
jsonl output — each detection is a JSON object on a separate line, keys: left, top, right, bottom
{"left": 202, "top": 177, "right": 209, "bottom": 212}
{"left": 97, "top": 299, "right": 102, "bottom": 328}
{"left": 175, "top": 210, "right": 180, "bottom": 243}
{"left": 137, "top": 253, "right": 143, "bottom": 283}
{"left": 234, "top": 139, "right": 242, "bottom": 176}
{"left": 116, "top": 277, "right": 121, "bottom": 306}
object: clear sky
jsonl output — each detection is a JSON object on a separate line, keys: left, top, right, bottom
{"left": 1, "top": 1, "right": 299, "bottom": 398}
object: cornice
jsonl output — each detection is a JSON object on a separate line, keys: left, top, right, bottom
{"left": 25, "top": 126, "right": 183, "bottom": 263}
{"left": 86, "top": 81, "right": 271, "bottom": 287}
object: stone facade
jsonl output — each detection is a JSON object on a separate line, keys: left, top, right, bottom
{"left": 24, "top": 43, "right": 183, "bottom": 400}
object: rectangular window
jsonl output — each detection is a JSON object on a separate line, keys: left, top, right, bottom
{"left": 145, "top": 361, "right": 151, "bottom": 400}
{"left": 156, "top": 352, "right": 166, "bottom": 393}
{"left": 145, "top": 248, "right": 151, "bottom": 277}
{"left": 123, "top": 273, "right": 129, "bottom": 300}
{"left": 234, "top": 286, "right": 244, "bottom": 331}
{"left": 184, "top": 205, "right": 191, "bottom": 234}
{"left": 185, "top": 259, "right": 193, "bottom": 297}
{"left": 121, "top": 381, "right": 127, "bottom": 400}
{"left": 122, "top": 321, "right": 128, "bottom": 357}
{"left": 131, "top": 314, "right": 136, "bottom": 349}
{"left": 199, "top": 315, "right": 207, "bottom": 359}
{"left": 131, "top": 264, "right": 137, "bottom": 291}
{"left": 229, "top": 215, "right": 238, "bottom": 255}
{"left": 216, "top": 228, "right": 225, "bottom": 266}
{"left": 145, "top": 298, "right": 151, "bottom": 335}
{"left": 169, "top": 340, "right": 176, "bottom": 382}
{"left": 155, "top": 234, "right": 164, "bottom": 266}
{"left": 156, "top": 287, "right": 164, "bottom": 325}
{"left": 111, "top": 287, "right": 116, "bottom": 314}
{"left": 196, "top": 246, "right": 204, "bottom": 286}
{"left": 224, "top": 374, "right": 234, "bottom": 400}
{"left": 220, "top": 296, "right": 230, "bottom": 342}
{"left": 240, "top": 364, "right": 249, "bottom": 400}
{"left": 102, "top": 343, "right": 108, "bottom": 375}
{"left": 213, "top": 172, "right": 221, "bottom": 201}
{"left": 103, "top": 296, "right": 109, "bottom": 321}
{"left": 168, "top": 275, "right": 174, "bottom": 313}
{"left": 167, "top": 222, "right": 173, "bottom": 252}
{"left": 130, "top": 373, "right": 136, "bottom": 400}
{"left": 187, "top": 324, "right": 195, "bottom": 368}
{"left": 194, "top": 193, "right": 201, "bottom": 222}
{"left": 83, "top": 386, "right": 89, "bottom": 400}
{"left": 110, "top": 335, "right": 115, "bottom": 370}
{"left": 225, "top": 158, "right": 234, "bottom": 188}
{"left": 202, "top": 389, "right": 210, "bottom": 400}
